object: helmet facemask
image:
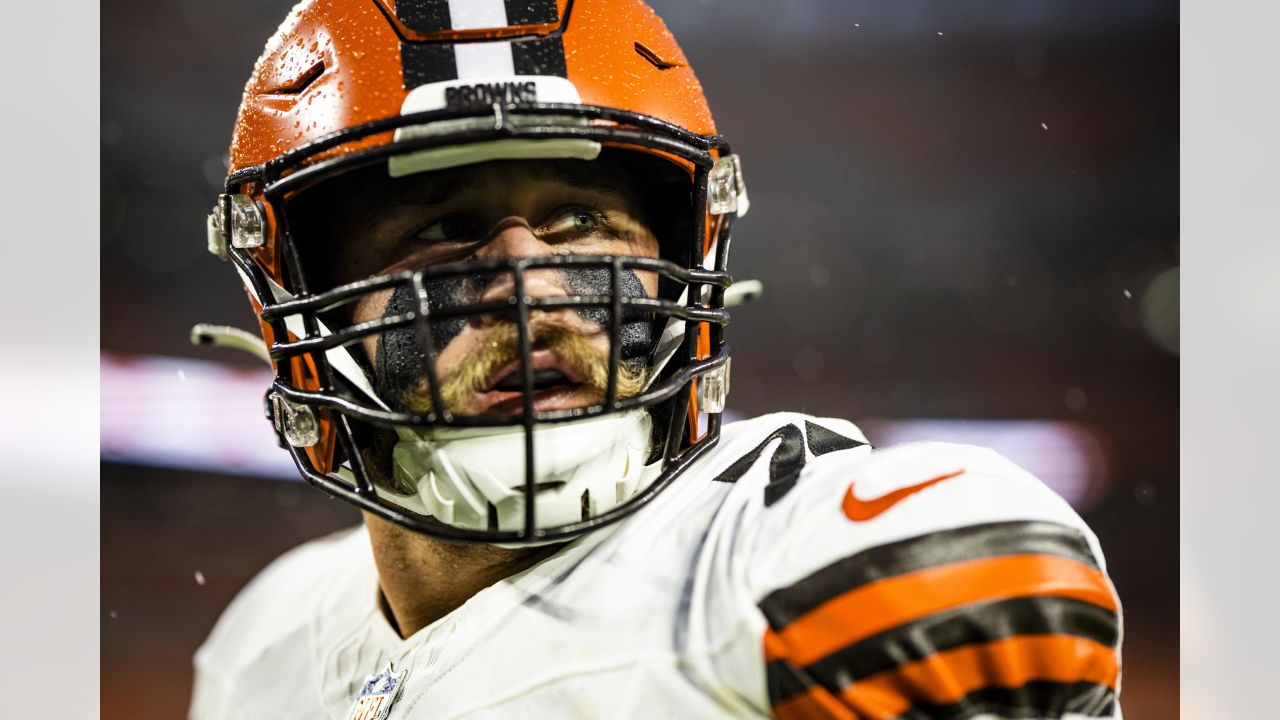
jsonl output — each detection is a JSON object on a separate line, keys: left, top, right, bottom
{"left": 222, "top": 105, "right": 742, "bottom": 543}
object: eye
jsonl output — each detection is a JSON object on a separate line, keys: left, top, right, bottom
{"left": 570, "top": 210, "right": 597, "bottom": 233}
{"left": 414, "top": 215, "right": 479, "bottom": 243}
{"left": 539, "top": 207, "right": 604, "bottom": 237}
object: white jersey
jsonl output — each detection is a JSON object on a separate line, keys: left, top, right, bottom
{"left": 191, "top": 412, "right": 1122, "bottom": 720}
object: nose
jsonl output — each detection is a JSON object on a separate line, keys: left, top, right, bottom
{"left": 474, "top": 218, "right": 550, "bottom": 263}
{"left": 474, "top": 218, "right": 566, "bottom": 309}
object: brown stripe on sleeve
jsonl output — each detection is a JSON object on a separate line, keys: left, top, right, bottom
{"left": 760, "top": 521, "right": 1100, "bottom": 629}
{"left": 805, "top": 595, "right": 1119, "bottom": 687}
{"left": 778, "top": 554, "right": 1116, "bottom": 668}
{"left": 839, "top": 634, "right": 1119, "bottom": 719}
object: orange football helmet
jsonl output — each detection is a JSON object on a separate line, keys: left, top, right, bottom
{"left": 207, "top": 0, "right": 748, "bottom": 542}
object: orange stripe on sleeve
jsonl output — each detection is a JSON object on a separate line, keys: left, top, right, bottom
{"left": 764, "top": 628, "right": 789, "bottom": 663}
{"left": 839, "top": 634, "right": 1120, "bottom": 719}
{"left": 778, "top": 554, "right": 1116, "bottom": 667}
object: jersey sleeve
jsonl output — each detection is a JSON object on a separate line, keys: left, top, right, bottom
{"left": 733, "top": 427, "right": 1122, "bottom": 720}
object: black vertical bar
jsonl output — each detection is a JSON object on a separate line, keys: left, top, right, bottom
{"left": 410, "top": 273, "right": 447, "bottom": 422}
{"left": 686, "top": 167, "right": 711, "bottom": 442}
{"left": 401, "top": 43, "right": 459, "bottom": 89}
{"left": 658, "top": 163, "right": 708, "bottom": 463}
{"left": 336, "top": 415, "right": 374, "bottom": 494}
{"left": 708, "top": 146, "right": 735, "bottom": 355}
{"left": 689, "top": 164, "right": 710, "bottom": 344}
{"left": 707, "top": 408, "right": 722, "bottom": 443}
{"left": 708, "top": 213, "right": 733, "bottom": 352}
{"left": 605, "top": 256, "right": 621, "bottom": 409}
{"left": 395, "top": 0, "right": 452, "bottom": 32}
{"left": 511, "top": 36, "right": 568, "bottom": 77}
{"left": 662, "top": 391, "right": 690, "bottom": 461}
{"left": 503, "top": 0, "right": 559, "bottom": 25}
{"left": 513, "top": 261, "right": 538, "bottom": 538}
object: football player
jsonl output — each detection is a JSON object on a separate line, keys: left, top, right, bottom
{"left": 191, "top": 1, "right": 1123, "bottom": 718}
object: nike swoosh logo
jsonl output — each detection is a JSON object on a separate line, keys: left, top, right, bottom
{"left": 842, "top": 469, "right": 966, "bottom": 521}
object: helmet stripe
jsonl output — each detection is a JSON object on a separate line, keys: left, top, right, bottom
{"left": 447, "top": 0, "right": 509, "bottom": 30}
{"left": 400, "top": 36, "right": 567, "bottom": 90}
{"left": 502, "top": 0, "right": 559, "bottom": 26}
{"left": 394, "top": 0, "right": 559, "bottom": 33}
{"left": 402, "top": 42, "right": 458, "bottom": 87}
{"left": 395, "top": 0, "right": 452, "bottom": 33}
{"left": 455, "top": 41, "right": 516, "bottom": 77}
{"left": 512, "top": 36, "right": 567, "bottom": 77}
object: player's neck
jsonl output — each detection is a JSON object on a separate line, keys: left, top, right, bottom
{"left": 362, "top": 512, "right": 561, "bottom": 637}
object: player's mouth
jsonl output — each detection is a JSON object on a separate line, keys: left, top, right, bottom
{"left": 473, "top": 349, "right": 595, "bottom": 414}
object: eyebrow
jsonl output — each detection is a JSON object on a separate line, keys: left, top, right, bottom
{"left": 380, "top": 173, "right": 476, "bottom": 213}
{"left": 543, "top": 161, "right": 633, "bottom": 201}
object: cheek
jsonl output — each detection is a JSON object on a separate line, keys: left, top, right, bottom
{"left": 622, "top": 237, "right": 661, "bottom": 298}
{"left": 639, "top": 270, "right": 660, "bottom": 298}
{"left": 599, "top": 233, "right": 662, "bottom": 297}
{"left": 351, "top": 289, "right": 392, "bottom": 368}
{"left": 631, "top": 230, "right": 662, "bottom": 298}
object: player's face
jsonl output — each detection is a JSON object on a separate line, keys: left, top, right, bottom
{"left": 321, "top": 159, "right": 663, "bottom": 417}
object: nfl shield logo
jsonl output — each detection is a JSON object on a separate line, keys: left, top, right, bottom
{"left": 347, "top": 663, "right": 407, "bottom": 720}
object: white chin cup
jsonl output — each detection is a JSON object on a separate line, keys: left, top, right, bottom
{"left": 380, "top": 410, "right": 659, "bottom": 535}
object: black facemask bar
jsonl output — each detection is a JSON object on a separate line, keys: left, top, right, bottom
{"left": 223, "top": 102, "right": 740, "bottom": 543}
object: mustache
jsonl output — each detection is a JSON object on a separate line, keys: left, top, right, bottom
{"left": 402, "top": 321, "right": 650, "bottom": 415}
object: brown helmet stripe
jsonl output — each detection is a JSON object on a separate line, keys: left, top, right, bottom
{"left": 402, "top": 43, "right": 458, "bottom": 87}
{"left": 511, "top": 36, "right": 567, "bottom": 77}
{"left": 503, "top": 0, "right": 559, "bottom": 26}
{"left": 400, "top": 37, "right": 568, "bottom": 90}
{"left": 395, "top": 1, "right": 559, "bottom": 33}
{"left": 395, "top": 0, "right": 452, "bottom": 32}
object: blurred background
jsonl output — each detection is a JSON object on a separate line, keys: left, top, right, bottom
{"left": 101, "top": 0, "right": 1177, "bottom": 716}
